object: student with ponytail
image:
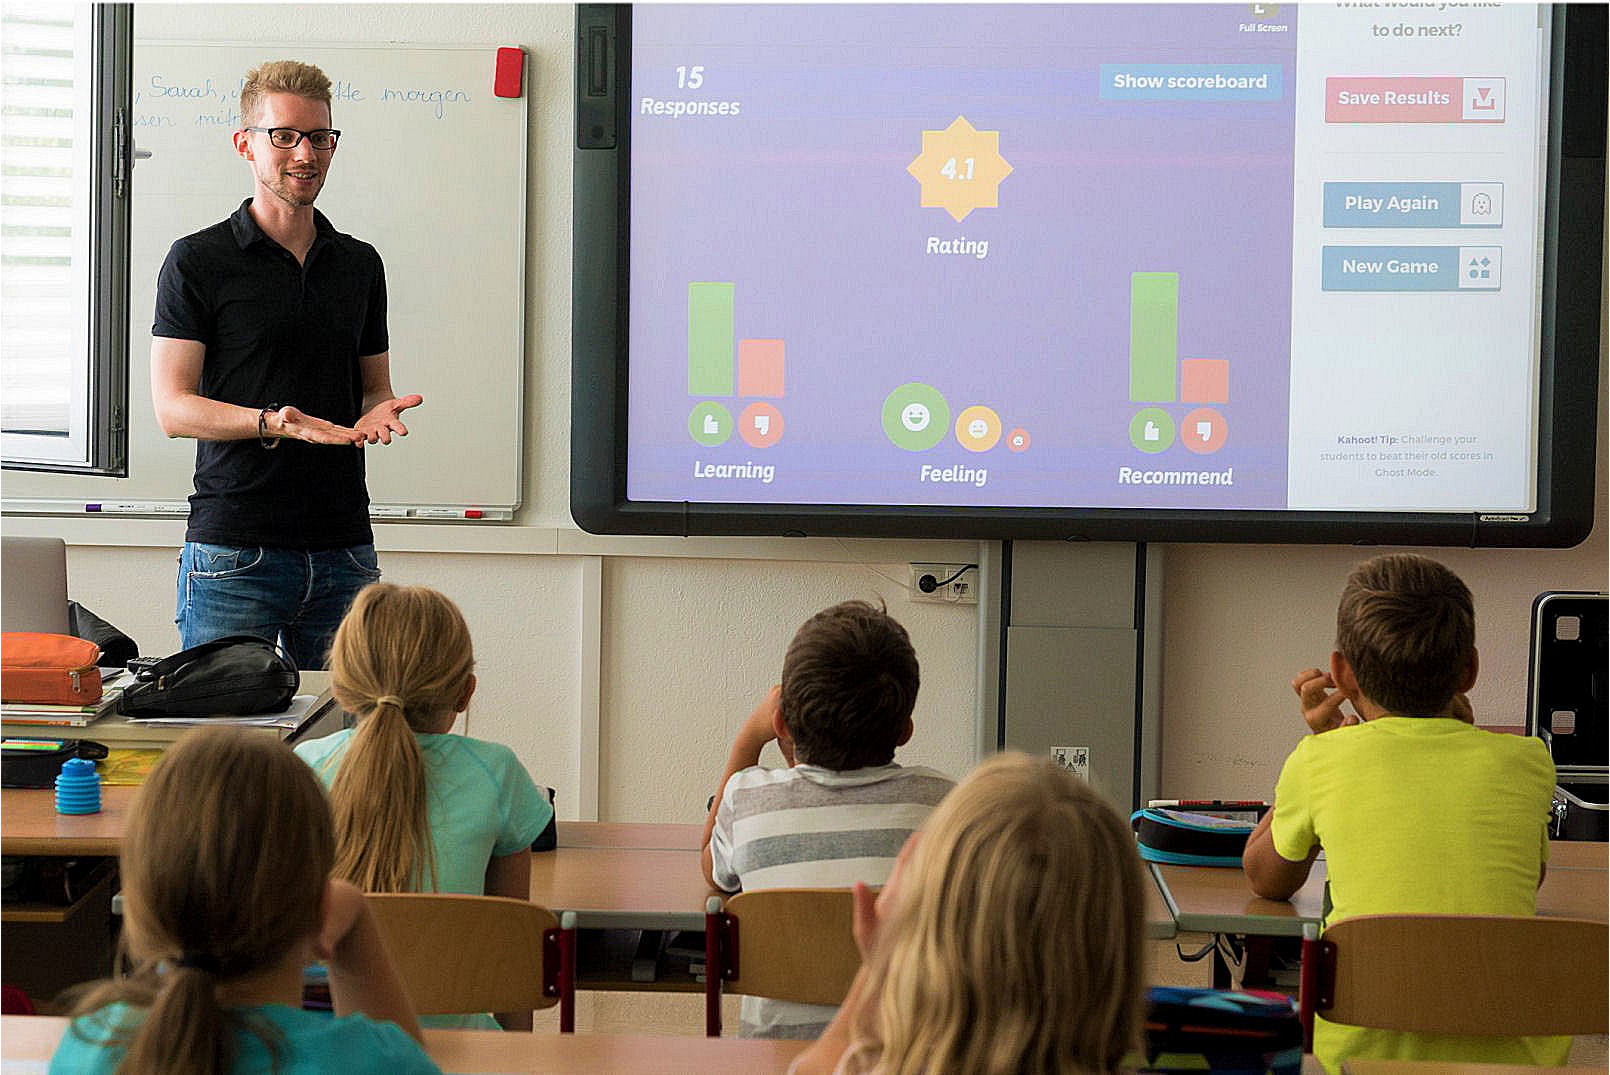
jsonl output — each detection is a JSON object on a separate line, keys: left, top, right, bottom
{"left": 52, "top": 727, "right": 436, "bottom": 1075}
{"left": 294, "top": 582, "right": 552, "bottom": 1030}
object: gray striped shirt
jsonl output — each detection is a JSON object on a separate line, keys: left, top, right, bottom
{"left": 710, "top": 762, "right": 954, "bottom": 1038}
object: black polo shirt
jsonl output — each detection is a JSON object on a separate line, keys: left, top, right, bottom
{"left": 154, "top": 199, "right": 387, "bottom": 549}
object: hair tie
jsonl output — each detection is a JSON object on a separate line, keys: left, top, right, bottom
{"left": 373, "top": 695, "right": 406, "bottom": 711}
{"left": 175, "top": 951, "right": 220, "bottom": 975}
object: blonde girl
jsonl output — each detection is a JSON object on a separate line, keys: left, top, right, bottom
{"left": 53, "top": 727, "right": 434, "bottom": 1075}
{"left": 794, "top": 751, "right": 1148, "bottom": 1075}
{"left": 294, "top": 583, "right": 552, "bottom": 1030}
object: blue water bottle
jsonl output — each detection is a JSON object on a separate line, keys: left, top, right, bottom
{"left": 55, "top": 757, "right": 102, "bottom": 815}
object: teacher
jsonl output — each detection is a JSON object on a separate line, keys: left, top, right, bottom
{"left": 150, "top": 60, "right": 421, "bottom": 669}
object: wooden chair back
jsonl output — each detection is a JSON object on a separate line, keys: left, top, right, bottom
{"left": 704, "top": 888, "right": 862, "bottom": 1035}
{"left": 365, "top": 893, "right": 567, "bottom": 1021}
{"left": 1300, "top": 914, "right": 1608, "bottom": 1044}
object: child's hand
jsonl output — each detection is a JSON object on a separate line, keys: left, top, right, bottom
{"left": 1450, "top": 692, "right": 1475, "bottom": 724}
{"left": 739, "top": 685, "right": 783, "bottom": 748}
{"left": 852, "top": 833, "right": 917, "bottom": 958}
{"left": 315, "top": 878, "right": 368, "bottom": 963}
{"left": 1292, "top": 667, "right": 1359, "bottom": 734}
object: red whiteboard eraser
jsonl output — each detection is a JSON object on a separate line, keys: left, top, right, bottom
{"left": 494, "top": 47, "right": 524, "bottom": 98}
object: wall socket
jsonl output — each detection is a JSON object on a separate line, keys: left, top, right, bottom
{"left": 1051, "top": 746, "right": 1091, "bottom": 782}
{"left": 908, "top": 563, "right": 978, "bottom": 604}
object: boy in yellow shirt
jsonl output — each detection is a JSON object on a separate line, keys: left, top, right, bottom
{"left": 1242, "top": 553, "right": 1562, "bottom": 1074}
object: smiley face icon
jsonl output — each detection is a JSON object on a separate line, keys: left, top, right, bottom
{"left": 882, "top": 384, "right": 950, "bottom": 451}
{"left": 954, "top": 405, "right": 1002, "bottom": 453}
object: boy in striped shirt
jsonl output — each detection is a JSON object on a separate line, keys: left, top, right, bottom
{"left": 701, "top": 600, "right": 955, "bottom": 1039}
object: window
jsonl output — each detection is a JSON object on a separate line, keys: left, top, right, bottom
{"left": 1, "top": 2, "right": 130, "bottom": 474}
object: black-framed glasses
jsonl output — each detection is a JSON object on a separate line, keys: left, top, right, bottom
{"left": 244, "top": 126, "right": 341, "bottom": 150}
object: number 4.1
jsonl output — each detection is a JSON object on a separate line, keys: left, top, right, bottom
{"left": 941, "top": 157, "right": 975, "bottom": 180}
{"left": 676, "top": 65, "right": 704, "bottom": 89}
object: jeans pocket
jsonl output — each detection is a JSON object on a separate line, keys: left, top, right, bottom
{"left": 342, "top": 544, "right": 382, "bottom": 582}
{"left": 187, "top": 542, "right": 266, "bottom": 579}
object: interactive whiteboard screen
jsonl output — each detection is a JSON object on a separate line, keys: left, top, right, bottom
{"left": 571, "top": 4, "right": 1604, "bottom": 544}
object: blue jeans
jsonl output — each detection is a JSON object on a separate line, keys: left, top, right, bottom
{"left": 176, "top": 543, "right": 381, "bottom": 670}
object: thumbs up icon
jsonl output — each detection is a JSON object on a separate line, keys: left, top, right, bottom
{"left": 1143, "top": 421, "right": 1160, "bottom": 442}
{"left": 690, "top": 404, "right": 732, "bottom": 445}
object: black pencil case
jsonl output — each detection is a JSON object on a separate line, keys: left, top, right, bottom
{"left": 1, "top": 738, "right": 108, "bottom": 789}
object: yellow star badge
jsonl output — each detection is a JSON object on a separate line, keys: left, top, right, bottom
{"left": 906, "top": 116, "right": 1014, "bottom": 223}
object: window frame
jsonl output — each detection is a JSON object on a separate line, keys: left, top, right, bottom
{"left": 1, "top": 3, "right": 131, "bottom": 476}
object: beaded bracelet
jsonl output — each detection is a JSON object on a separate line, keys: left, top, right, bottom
{"left": 258, "top": 406, "right": 281, "bottom": 449}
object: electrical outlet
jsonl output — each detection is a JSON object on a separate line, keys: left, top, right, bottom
{"left": 1051, "top": 746, "right": 1090, "bottom": 782}
{"left": 908, "top": 563, "right": 978, "bottom": 604}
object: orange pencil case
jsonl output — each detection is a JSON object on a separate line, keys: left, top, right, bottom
{"left": 1, "top": 633, "right": 103, "bottom": 705}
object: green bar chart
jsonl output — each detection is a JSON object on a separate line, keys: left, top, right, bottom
{"left": 1129, "top": 272, "right": 1179, "bottom": 404}
{"left": 688, "top": 283, "right": 736, "bottom": 397}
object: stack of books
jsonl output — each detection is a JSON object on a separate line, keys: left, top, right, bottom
{"left": 1, "top": 686, "right": 123, "bottom": 728}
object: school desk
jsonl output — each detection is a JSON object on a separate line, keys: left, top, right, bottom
{"left": 0, "top": 810, "right": 1180, "bottom": 931}
{"left": 535, "top": 822, "right": 1178, "bottom": 998}
{"left": 555, "top": 820, "right": 703, "bottom": 850}
{"left": 1, "top": 678, "right": 341, "bottom": 1006}
{"left": 1148, "top": 842, "right": 1609, "bottom": 986}
{"left": 0, "top": 1015, "right": 811, "bottom": 1073}
{"left": 537, "top": 823, "right": 1178, "bottom": 932}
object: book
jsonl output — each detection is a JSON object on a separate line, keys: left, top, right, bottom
{"left": 1, "top": 687, "right": 124, "bottom": 727}
{"left": 99, "top": 747, "right": 165, "bottom": 785}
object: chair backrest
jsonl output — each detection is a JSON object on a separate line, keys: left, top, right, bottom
{"left": 1, "top": 536, "right": 69, "bottom": 635}
{"left": 1307, "top": 914, "right": 1608, "bottom": 1038}
{"left": 718, "top": 887, "right": 862, "bottom": 1004}
{"left": 365, "top": 893, "right": 561, "bottom": 1016}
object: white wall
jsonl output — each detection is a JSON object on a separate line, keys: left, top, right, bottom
{"left": 1161, "top": 258, "right": 1609, "bottom": 799}
{"left": 3, "top": 4, "right": 1603, "bottom": 821}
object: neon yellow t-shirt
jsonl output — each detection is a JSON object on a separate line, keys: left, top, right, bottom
{"left": 1270, "top": 717, "right": 1563, "bottom": 1074}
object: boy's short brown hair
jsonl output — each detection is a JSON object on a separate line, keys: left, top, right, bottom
{"left": 240, "top": 60, "right": 333, "bottom": 127}
{"left": 780, "top": 600, "right": 919, "bottom": 770}
{"left": 1335, "top": 553, "right": 1474, "bottom": 717}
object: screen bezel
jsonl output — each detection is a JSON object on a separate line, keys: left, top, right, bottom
{"left": 572, "top": 4, "right": 1604, "bottom": 546}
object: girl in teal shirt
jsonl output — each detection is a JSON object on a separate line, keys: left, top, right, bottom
{"left": 52, "top": 727, "right": 437, "bottom": 1075}
{"left": 295, "top": 583, "right": 552, "bottom": 1031}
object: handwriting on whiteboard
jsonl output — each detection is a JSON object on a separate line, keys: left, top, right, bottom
{"left": 137, "top": 74, "right": 473, "bottom": 124}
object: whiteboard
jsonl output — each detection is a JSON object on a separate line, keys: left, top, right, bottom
{"left": 4, "top": 41, "right": 526, "bottom": 518}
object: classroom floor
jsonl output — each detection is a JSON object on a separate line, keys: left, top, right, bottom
{"left": 530, "top": 936, "right": 1609, "bottom": 1067}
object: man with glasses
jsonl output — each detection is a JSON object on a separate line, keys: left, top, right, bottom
{"left": 150, "top": 60, "right": 421, "bottom": 669}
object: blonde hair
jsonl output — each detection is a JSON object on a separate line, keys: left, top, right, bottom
{"left": 239, "top": 60, "right": 332, "bottom": 127}
{"left": 846, "top": 752, "right": 1146, "bottom": 1075}
{"left": 67, "top": 728, "right": 334, "bottom": 1074}
{"left": 325, "top": 583, "right": 474, "bottom": 892}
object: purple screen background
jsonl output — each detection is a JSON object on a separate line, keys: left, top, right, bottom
{"left": 627, "top": 4, "right": 1298, "bottom": 509}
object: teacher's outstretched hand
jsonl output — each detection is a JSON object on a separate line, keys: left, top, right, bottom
{"left": 269, "top": 405, "right": 366, "bottom": 446}
{"left": 356, "top": 394, "right": 424, "bottom": 445}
